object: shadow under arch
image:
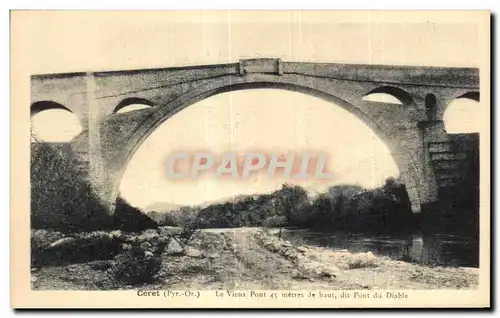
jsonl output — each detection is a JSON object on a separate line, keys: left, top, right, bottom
{"left": 113, "top": 97, "right": 155, "bottom": 114}
{"left": 362, "top": 86, "right": 414, "bottom": 106}
{"left": 30, "top": 100, "right": 83, "bottom": 142}
{"left": 31, "top": 100, "right": 73, "bottom": 117}
{"left": 456, "top": 91, "right": 480, "bottom": 102}
{"left": 109, "top": 80, "right": 423, "bottom": 213}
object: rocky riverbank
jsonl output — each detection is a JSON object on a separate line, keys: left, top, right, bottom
{"left": 31, "top": 227, "right": 479, "bottom": 290}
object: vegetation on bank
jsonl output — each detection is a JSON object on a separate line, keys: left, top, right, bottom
{"left": 31, "top": 141, "right": 157, "bottom": 233}
{"left": 30, "top": 140, "right": 479, "bottom": 287}
{"left": 31, "top": 139, "right": 477, "bottom": 236}
{"left": 147, "top": 179, "right": 415, "bottom": 235}
{"left": 31, "top": 141, "right": 113, "bottom": 232}
{"left": 29, "top": 140, "right": 414, "bottom": 286}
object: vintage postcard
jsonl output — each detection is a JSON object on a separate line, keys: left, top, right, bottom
{"left": 11, "top": 10, "right": 490, "bottom": 308}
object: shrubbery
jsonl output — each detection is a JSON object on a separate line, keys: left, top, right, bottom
{"left": 30, "top": 141, "right": 113, "bottom": 232}
{"left": 114, "top": 197, "right": 158, "bottom": 232}
{"left": 306, "top": 179, "right": 414, "bottom": 234}
{"left": 31, "top": 230, "right": 123, "bottom": 267}
{"left": 31, "top": 227, "right": 170, "bottom": 286}
{"left": 31, "top": 139, "right": 159, "bottom": 233}
{"left": 145, "top": 179, "right": 414, "bottom": 234}
{"left": 30, "top": 138, "right": 412, "bottom": 236}
{"left": 109, "top": 246, "right": 163, "bottom": 285}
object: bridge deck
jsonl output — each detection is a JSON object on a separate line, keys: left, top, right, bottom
{"left": 32, "top": 59, "right": 479, "bottom": 89}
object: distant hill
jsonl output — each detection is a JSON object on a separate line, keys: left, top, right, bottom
{"left": 145, "top": 202, "right": 183, "bottom": 213}
{"left": 144, "top": 194, "right": 260, "bottom": 213}
{"left": 144, "top": 188, "right": 320, "bottom": 215}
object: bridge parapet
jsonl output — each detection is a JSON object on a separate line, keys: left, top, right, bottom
{"left": 238, "top": 58, "right": 283, "bottom": 76}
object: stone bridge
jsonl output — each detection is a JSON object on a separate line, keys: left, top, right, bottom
{"left": 30, "top": 58, "right": 480, "bottom": 215}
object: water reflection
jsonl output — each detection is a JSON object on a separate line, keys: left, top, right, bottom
{"left": 279, "top": 229, "right": 479, "bottom": 267}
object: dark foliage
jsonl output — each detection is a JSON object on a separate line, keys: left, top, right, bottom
{"left": 31, "top": 230, "right": 123, "bottom": 267}
{"left": 113, "top": 196, "right": 159, "bottom": 232}
{"left": 432, "top": 134, "right": 480, "bottom": 235}
{"left": 31, "top": 140, "right": 160, "bottom": 233}
{"left": 30, "top": 142, "right": 113, "bottom": 233}
{"left": 148, "top": 179, "right": 415, "bottom": 235}
{"left": 307, "top": 179, "right": 413, "bottom": 234}
{"left": 108, "top": 246, "right": 163, "bottom": 285}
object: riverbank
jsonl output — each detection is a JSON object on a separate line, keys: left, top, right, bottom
{"left": 31, "top": 227, "right": 479, "bottom": 290}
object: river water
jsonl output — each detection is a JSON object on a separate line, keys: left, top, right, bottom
{"left": 278, "top": 229, "right": 479, "bottom": 268}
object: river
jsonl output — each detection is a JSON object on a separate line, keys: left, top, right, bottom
{"left": 277, "top": 229, "right": 479, "bottom": 268}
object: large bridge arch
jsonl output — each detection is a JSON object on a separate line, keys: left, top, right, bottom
{"left": 29, "top": 59, "right": 480, "bottom": 224}
{"left": 99, "top": 74, "right": 431, "bottom": 214}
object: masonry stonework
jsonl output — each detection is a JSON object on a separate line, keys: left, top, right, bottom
{"left": 30, "top": 58, "right": 480, "bottom": 215}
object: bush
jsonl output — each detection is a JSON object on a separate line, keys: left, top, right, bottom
{"left": 138, "top": 178, "right": 414, "bottom": 235}
{"left": 305, "top": 180, "right": 414, "bottom": 234}
{"left": 30, "top": 141, "right": 113, "bottom": 232}
{"left": 275, "top": 184, "right": 312, "bottom": 226}
{"left": 174, "top": 207, "right": 202, "bottom": 245}
{"left": 159, "top": 211, "right": 180, "bottom": 226}
{"left": 109, "top": 248, "right": 163, "bottom": 285}
{"left": 309, "top": 185, "right": 362, "bottom": 231}
{"left": 31, "top": 229, "right": 66, "bottom": 265}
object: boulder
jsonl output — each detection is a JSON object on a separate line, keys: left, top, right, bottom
{"left": 328, "top": 265, "right": 341, "bottom": 273}
{"left": 121, "top": 243, "right": 132, "bottom": 251}
{"left": 269, "top": 242, "right": 281, "bottom": 252}
{"left": 49, "top": 237, "right": 74, "bottom": 248}
{"left": 296, "top": 246, "right": 308, "bottom": 253}
{"left": 290, "top": 269, "right": 301, "bottom": 279}
{"left": 137, "top": 229, "right": 159, "bottom": 242}
{"left": 140, "top": 242, "right": 152, "bottom": 251}
{"left": 66, "top": 266, "right": 77, "bottom": 273}
{"left": 204, "top": 251, "right": 220, "bottom": 260}
{"left": 159, "top": 226, "right": 182, "bottom": 236}
{"left": 110, "top": 230, "right": 122, "bottom": 238}
{"left": 166, "top": 239, "right": 184, "bottom": 256}
{"left": 143, "top": 229, "right": 158, "bottom": 236}
{"left": 31, "top": 229, "right": 66, "bottom": 251}
{"left": 185, "top": 247, "right": 203, "bottom": 258}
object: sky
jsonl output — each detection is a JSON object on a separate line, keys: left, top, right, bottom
{"left": 118, "top": 90, "right": 399, "bottom": 208}
{"left": 26, "top": 12, "right": 485, "bottom": 210}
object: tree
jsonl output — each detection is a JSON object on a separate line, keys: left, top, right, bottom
{"left": 30, "top": 140, "right": 112, "bottom": 232}
{"left": 276, "top": 184, "right": 312, "bottom": 226}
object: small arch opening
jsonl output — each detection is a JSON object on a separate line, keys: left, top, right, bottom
{"left": 31, "top": 100, "right": 71, "bottom": 117}
{"left": 113, "top": 98, "right": 154, "bottom": 114}
{"left": 31, "top": 101, "right": 82, "bottom": 142}
{"left": 458, "top": 91, "right": 480, "bottom": 102}
{"left": 362, "top": 86, "right": 413, "bottom": 105}
{"left": 444, "top": 95, "right": 481, "bottom": 133}
{"left": 362, "top": 93, "right": 402, "bottom": 105}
